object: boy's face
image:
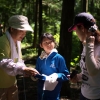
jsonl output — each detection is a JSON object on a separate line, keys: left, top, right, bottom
{"left": 40, "top": 38, "right": 55, "bottom": 54}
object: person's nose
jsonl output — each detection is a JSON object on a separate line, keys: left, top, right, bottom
{"left": 47, "top": 42, "right": 52, "bottom": 46}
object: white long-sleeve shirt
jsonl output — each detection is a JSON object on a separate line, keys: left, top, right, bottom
{"left": 80, "top": 42, "right": 100, "bottom": 99}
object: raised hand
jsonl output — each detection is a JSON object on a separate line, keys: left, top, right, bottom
{"left": 86, "top": 36, "right": 95, "bottom": 44}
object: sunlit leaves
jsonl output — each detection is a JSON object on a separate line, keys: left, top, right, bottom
{"left": 54, "top": 33, "right": 59, "bottom": 47}
{"left": 70, "top": 56, "right": 79, "bottom": 67}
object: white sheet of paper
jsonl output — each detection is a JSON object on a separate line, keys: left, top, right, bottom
{"left": 43, "top": 81, "right": 58, "bottom": 91}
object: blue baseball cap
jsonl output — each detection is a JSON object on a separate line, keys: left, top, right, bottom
{"left": 68, "top": 12, "right": 95, "bottom": 32}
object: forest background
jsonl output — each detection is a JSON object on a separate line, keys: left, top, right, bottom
{"left": 0, "top": 0, "right": 100, "bottom": 100}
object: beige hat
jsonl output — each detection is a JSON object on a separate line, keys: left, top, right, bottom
{"left": 8, "top": 15, "right": 33, "bottom": 32}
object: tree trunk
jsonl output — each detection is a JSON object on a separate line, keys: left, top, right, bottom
{"left": 89, "top": 0, "right": 94, "bottom": 12}
{"left": 33, "top": 0, "right": 39, "bottom": 48}
{"left": 38, "top": 0, "right": 42, "bottom": 56}
{"left": 82, "top": 0, "right": 88, "bottom": 12}
{"left": 59, "top": 0, "right": 75, "bottom": 98}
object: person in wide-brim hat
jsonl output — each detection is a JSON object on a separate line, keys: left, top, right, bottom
{"left": 0, "top": 15, "right": 39, "bottom": 100}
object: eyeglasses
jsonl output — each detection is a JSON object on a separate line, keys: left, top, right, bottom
{"left": 42, "top": 40, "right": 53, "bottom": 45}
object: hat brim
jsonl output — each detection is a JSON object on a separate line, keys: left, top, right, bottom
{"left": 68, "top": 24, "right": 76, "bottom": 32}
{"left": 68, "top": 23, "right": 84, "bottom": 32}
{"left": 11, "top": 24, "right": 34, "bottom": 32}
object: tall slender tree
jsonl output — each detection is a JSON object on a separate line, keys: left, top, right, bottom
{"left": 59, "top": 0, "right": 75, "bottom": 98}
{"left": 33, "top": 0, "right": 39, "bottom": 48}
{"left": 38, "top": 0, "right": 42, "bottom": 56}
{"left": 82, "top": 0, "right": 88, "bottom": 12}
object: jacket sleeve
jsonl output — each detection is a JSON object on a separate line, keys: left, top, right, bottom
{"left": 86, "top": 40, "right": 100, "bottom": 76}
{"left": 0, "top": 59, "right": 26, "bottom": 76}
{"left": 56, "top": 55, "right": 70, "bottom": 82}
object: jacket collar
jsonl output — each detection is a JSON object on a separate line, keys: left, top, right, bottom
{"left": 39, "top": 49, "right": 58, "bottom": 60}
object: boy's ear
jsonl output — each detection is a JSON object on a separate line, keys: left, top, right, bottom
{"left": 40, "top": 44, "right": 43, "bottom": 48}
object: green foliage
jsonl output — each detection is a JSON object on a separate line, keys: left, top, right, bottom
{"left": 70, "top": 56, "right": 79, "bottom": 67}
{"left": 0, "top": 0, "right": 35, "bottom": 27}
{"left": 22, "top": 48, "right": 37, "bottom": 60}
{"left": 22, "top": 42, "right": 37, "bottom": 60}
{"left": 74, "top": 0, "right": 82, "bottom": 14}
{"left": 22, "top": 32, "right": 34, "bottom": 44}
{"left": 42, "top": 10, "right": 61, "bottom": 34}
{"left": 21, "top": 43, "right": 32, "bottom": 49}
{"left": 53, "top": 33, "right": 59, "bottom": 47}
{"left": 42, "top": 0, "right": 62, "bottom": 35}
{"left": 70, "top": 31, "right": 80, "bottom": 69}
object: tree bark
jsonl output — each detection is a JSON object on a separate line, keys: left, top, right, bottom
{"left": 33, "top": 0, "right": 39, "bottom": 48}
{"left": 59, "top": 0, "right": 75, "bottom": 98}
{"left": 90, "top": 0, "right": 94, "bottom": 12}
{"left": 38, "top": 0, "right": 42, "bottom": 56}
{"left": 82, "top": 0, "right": 88, "bottom": 12}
